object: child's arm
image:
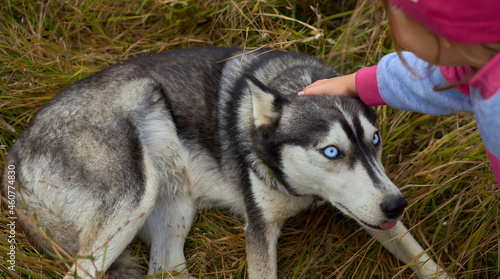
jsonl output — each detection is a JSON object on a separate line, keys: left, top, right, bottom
{"left": 356, "top": 52, "right": 474, "bottom": 114}
{"left": 301, "top": 52, "right": 473, "bottom": 114}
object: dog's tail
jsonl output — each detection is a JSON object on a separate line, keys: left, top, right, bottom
{"left": 106, "top": 250, "right": 143, "bottom": 279}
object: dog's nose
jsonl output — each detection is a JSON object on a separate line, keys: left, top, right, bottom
{"left": 380, "top": 197, "right": 407, "bottom": 219}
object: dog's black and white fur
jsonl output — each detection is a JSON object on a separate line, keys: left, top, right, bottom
{"left": 3, "top": 47, "right": 448, "bottom": 278}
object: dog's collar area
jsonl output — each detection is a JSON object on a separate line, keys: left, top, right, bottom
{"left": 248, "top": 164, "right": 301, "bottom": 197}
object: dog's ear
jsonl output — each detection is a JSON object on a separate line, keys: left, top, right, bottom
{"left": 244, "top": 73, "right": 286, "bottom": 128}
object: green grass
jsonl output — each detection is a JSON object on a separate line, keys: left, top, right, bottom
{"left": 1, "top": 0, "right": 498, "bottom": 278}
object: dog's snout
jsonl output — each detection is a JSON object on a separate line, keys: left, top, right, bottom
{"left": 380, "top": 197, "right": 407, "bottom": 219}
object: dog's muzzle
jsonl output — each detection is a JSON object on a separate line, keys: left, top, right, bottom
{"left": 380, "top": 196, "right": 407, "bottom": 219}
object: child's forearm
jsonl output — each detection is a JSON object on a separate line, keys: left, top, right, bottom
{"left": 366, "top": 52, "right": 473, "bottom": 113}
{"left": 355, "top": 65, "right": 387, "bottom": 106}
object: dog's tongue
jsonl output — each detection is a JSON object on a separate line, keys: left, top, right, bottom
{"left": 379, "top": 220, "right": 398, "bottom": 230}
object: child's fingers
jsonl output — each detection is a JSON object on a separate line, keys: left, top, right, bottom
{"left": 298, "top": 79, "right": 332, "bottom": 96}
{"left": 298, "top": 74, "right": 358, "bottom": 97}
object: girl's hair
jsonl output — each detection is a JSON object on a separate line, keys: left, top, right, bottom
{"left": 379, "top": 0, "right": 477, "bottom": 92}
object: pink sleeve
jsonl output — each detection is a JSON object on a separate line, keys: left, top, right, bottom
{"left": 355, "top": 65, "right": 387, "bottom": 106}
{"left": 487, "top": 150, "right": 500, "bottom": 188}
{"left": 438, "top": 66, "right": 472, "bottom": 96}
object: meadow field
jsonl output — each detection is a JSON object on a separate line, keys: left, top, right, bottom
{"left": 0, "top": 0, "right": 498, "bottom": 278}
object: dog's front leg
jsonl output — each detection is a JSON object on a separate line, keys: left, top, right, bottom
{"left": 142, "top": 193, "right": 196, "bottom": 279}
{"left": 244, "top": 172, "right": 314, "bottom": 279}
{"left": 365, "top": 221, "right": 449, "bottom": 279}
{"left": 243, "top": 175, "right": 284, "bottom": 279}
{"left": 245, "top": 219, "right": 282, "bottom": 279}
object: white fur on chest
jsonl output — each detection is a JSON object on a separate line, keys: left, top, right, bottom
{"left": 249, "top": 171, "right": 313, "bottom": 226}
{"left": 185, "top": 151, "right": 246, "bottom": 217}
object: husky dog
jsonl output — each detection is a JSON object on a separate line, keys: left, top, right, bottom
{"left": 3, "top": 47, "right": 448, "bottom": 278}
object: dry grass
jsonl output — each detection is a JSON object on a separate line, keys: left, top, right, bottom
{"left": 1, "top": 0, "right": 498, "bottom": 278}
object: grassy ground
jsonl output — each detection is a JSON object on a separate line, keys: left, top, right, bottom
{"left": 0, "top": 0, "right": 498, "bottom": 278}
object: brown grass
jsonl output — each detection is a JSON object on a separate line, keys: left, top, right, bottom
{"left": 1, "top": 0, "right": 498, "bottom": 278}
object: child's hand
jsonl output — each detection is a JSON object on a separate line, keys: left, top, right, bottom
{"left": 298, "top": 73, "right": 358, "bottom": 97}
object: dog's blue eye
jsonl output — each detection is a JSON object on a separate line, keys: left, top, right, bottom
{"left": 373, "top": 133, "right": 380, "bottom": 145}
{"left": 323, "top": 146, "right": 339, "bottom": 159}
